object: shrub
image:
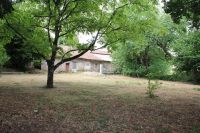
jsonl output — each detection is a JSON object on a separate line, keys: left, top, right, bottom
{"left": 147, "top": 80, "right": 160, "bottom": 98}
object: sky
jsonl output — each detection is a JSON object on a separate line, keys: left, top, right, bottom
{"left": 78, "top": 32, "right": 107, "bottom": 51}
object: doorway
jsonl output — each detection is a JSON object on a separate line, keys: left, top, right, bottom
{"left": 66, "top": 63, "right": 70, "bottom": 72}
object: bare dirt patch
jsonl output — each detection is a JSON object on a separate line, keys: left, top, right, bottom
{"left": 0, "top": 73, "right": 200, "bottom": 133}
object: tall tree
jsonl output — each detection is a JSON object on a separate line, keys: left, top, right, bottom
{"left": 0, "top": 0, "right": 157, "bottom": 88}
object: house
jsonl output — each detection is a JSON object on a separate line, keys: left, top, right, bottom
{"left": 41, "top": 49, "right": 114, "bottom": 74}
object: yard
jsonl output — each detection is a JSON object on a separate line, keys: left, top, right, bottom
{"left": 1, "top": 73, "right": 200, "bottom": 133}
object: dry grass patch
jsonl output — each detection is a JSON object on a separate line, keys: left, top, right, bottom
{"left": 0, "top": 73, "right": 200, "bottom": 133}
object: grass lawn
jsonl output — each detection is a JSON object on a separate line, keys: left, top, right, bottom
{"left": 1, "top": 73, "right": 200, "bottom": 133}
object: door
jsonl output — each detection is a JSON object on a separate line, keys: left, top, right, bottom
{"left": 66, "top": 63, "right": 70, "bottom": 72}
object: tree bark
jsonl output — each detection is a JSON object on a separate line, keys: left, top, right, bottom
{"left": 46, "top": 61, "right": 55, "bottom": 88}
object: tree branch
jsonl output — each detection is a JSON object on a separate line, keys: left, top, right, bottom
{"left": 47, "top": 0, "right": 53, "bottom": 45}
{"left": 5, "top": 18, "right": 26, "bottom": 41}
{"left": 54, "top": 29, "right": 101, "bottom": 69}
{"left": 91, "top": 44, "right": 108, "bottom": 51}
{"left": 100, "top": 3, "right": 129, "bottom": 36}
{"left": 60, "top": 2, "right": 79, "bottom": 22}
{"left": 33, "top": 24, "right": 55, "bottom": 31}
{"left": 59, "top": 24, "right": 81, "bottom": 37}
{"left": 34, "top": 47, "right": 47, "bottom": 60}
{"left": 60, "top": 0, "right": 71, "bottom": 16}
{"left": 61, "top": 49, "right": 79, "bottom": 60}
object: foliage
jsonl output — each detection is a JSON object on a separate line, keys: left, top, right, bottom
{"left": 0, "top": 46, "right": 8, "bottom": 73}
{"left": 164, "top": 0, "right": 200, "bottom": 82}
{"left": 0, "top": 1, "right": 50, "bottom": 70}
{"left": 112, "top": 15, "right": 175, "bottom": 78}
{"left": 111, "top": 14, "right": 178, "bottom": 98}
{"left": 164, "top": 0, "right": 200, "bottom": 29}
{"left": 0, "top": 45, "right": 8, "bottom": 65}
{"left": 4, "top": 36, "right": 42, "bottom": 71}
{"left": 173, "top": 31, "right": 200, "bottom": 83}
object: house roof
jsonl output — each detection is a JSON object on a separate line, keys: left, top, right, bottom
{"left": 91, "top": 50, "right": 110, "bottom": 55}
{"left": 60, "top": 45, "right": 112, "bottom": 62}
{"left": 79, "top": 50, "right": 112, "bottom": 62}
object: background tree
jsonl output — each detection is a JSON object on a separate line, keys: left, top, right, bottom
{"left": 4, "top": 36, "right": 42, "bottom": 71}
{"left": 164, "top": 0, "right": 200, "bottom": 29}
{"left": 173, "top": 30, "right": 200, "bottom": 83}
{"left": 0, "top": 0, "right": 13, "bottom": 18}
{"left": 0, "top": 0, "right": 40, "bottom": 71}
{"left": 0, "top": 0, "right": 13, "bottom": 70}
{"left": 164, "top": 0, "right": 200, "bottom": 83}
{"left": 112, "top": 15, "right": 175, "bottom": 78}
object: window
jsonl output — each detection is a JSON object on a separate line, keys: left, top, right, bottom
{"left": 84, "top": 63, "right": 91, "bottom": 70}
{"left": 72, "top": 62, "right": 77, "bottom": 69}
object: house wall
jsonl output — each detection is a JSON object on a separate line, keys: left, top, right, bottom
{"left": 70, "top": 59, "right": 98, "bottom": 72}
{"left": 41, "top": 59, "right": 114, "bottom": 74}
{"left": 102, "top": 62, "right": 113, "bottom": 74}
{"left": 70, "top": 59, "right": 113, "bottom": 74}
{"left": 41, "top": 59, "right": 68, "bottom": 72}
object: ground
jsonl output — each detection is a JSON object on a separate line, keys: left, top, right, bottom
{"left": 0, "top": 73, "right": 200, "bottom": 133}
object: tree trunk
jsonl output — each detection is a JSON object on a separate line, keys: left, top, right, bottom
{"left": 47, "top": 61, "right": 55, "bottom": 88}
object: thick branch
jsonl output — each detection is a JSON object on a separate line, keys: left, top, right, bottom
{"left": 54, "top": 30, "right": 100, "bottom": 70}
{"left": 91, "top": 44, "right": 108, "bottom": 51}
{"left": 61, "top": 49, "right": 79, "bottom": 60}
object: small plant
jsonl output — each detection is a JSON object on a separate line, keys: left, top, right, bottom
{"left": 192, "top": 125, "right": 200, "bottom": 133}
{"left": 147, "top": 79, "right": 160, "bottom": 98}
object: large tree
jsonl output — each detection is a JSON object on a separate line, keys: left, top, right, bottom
{"left": 0, "top": 0, "right": 157, "bottom": 88}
